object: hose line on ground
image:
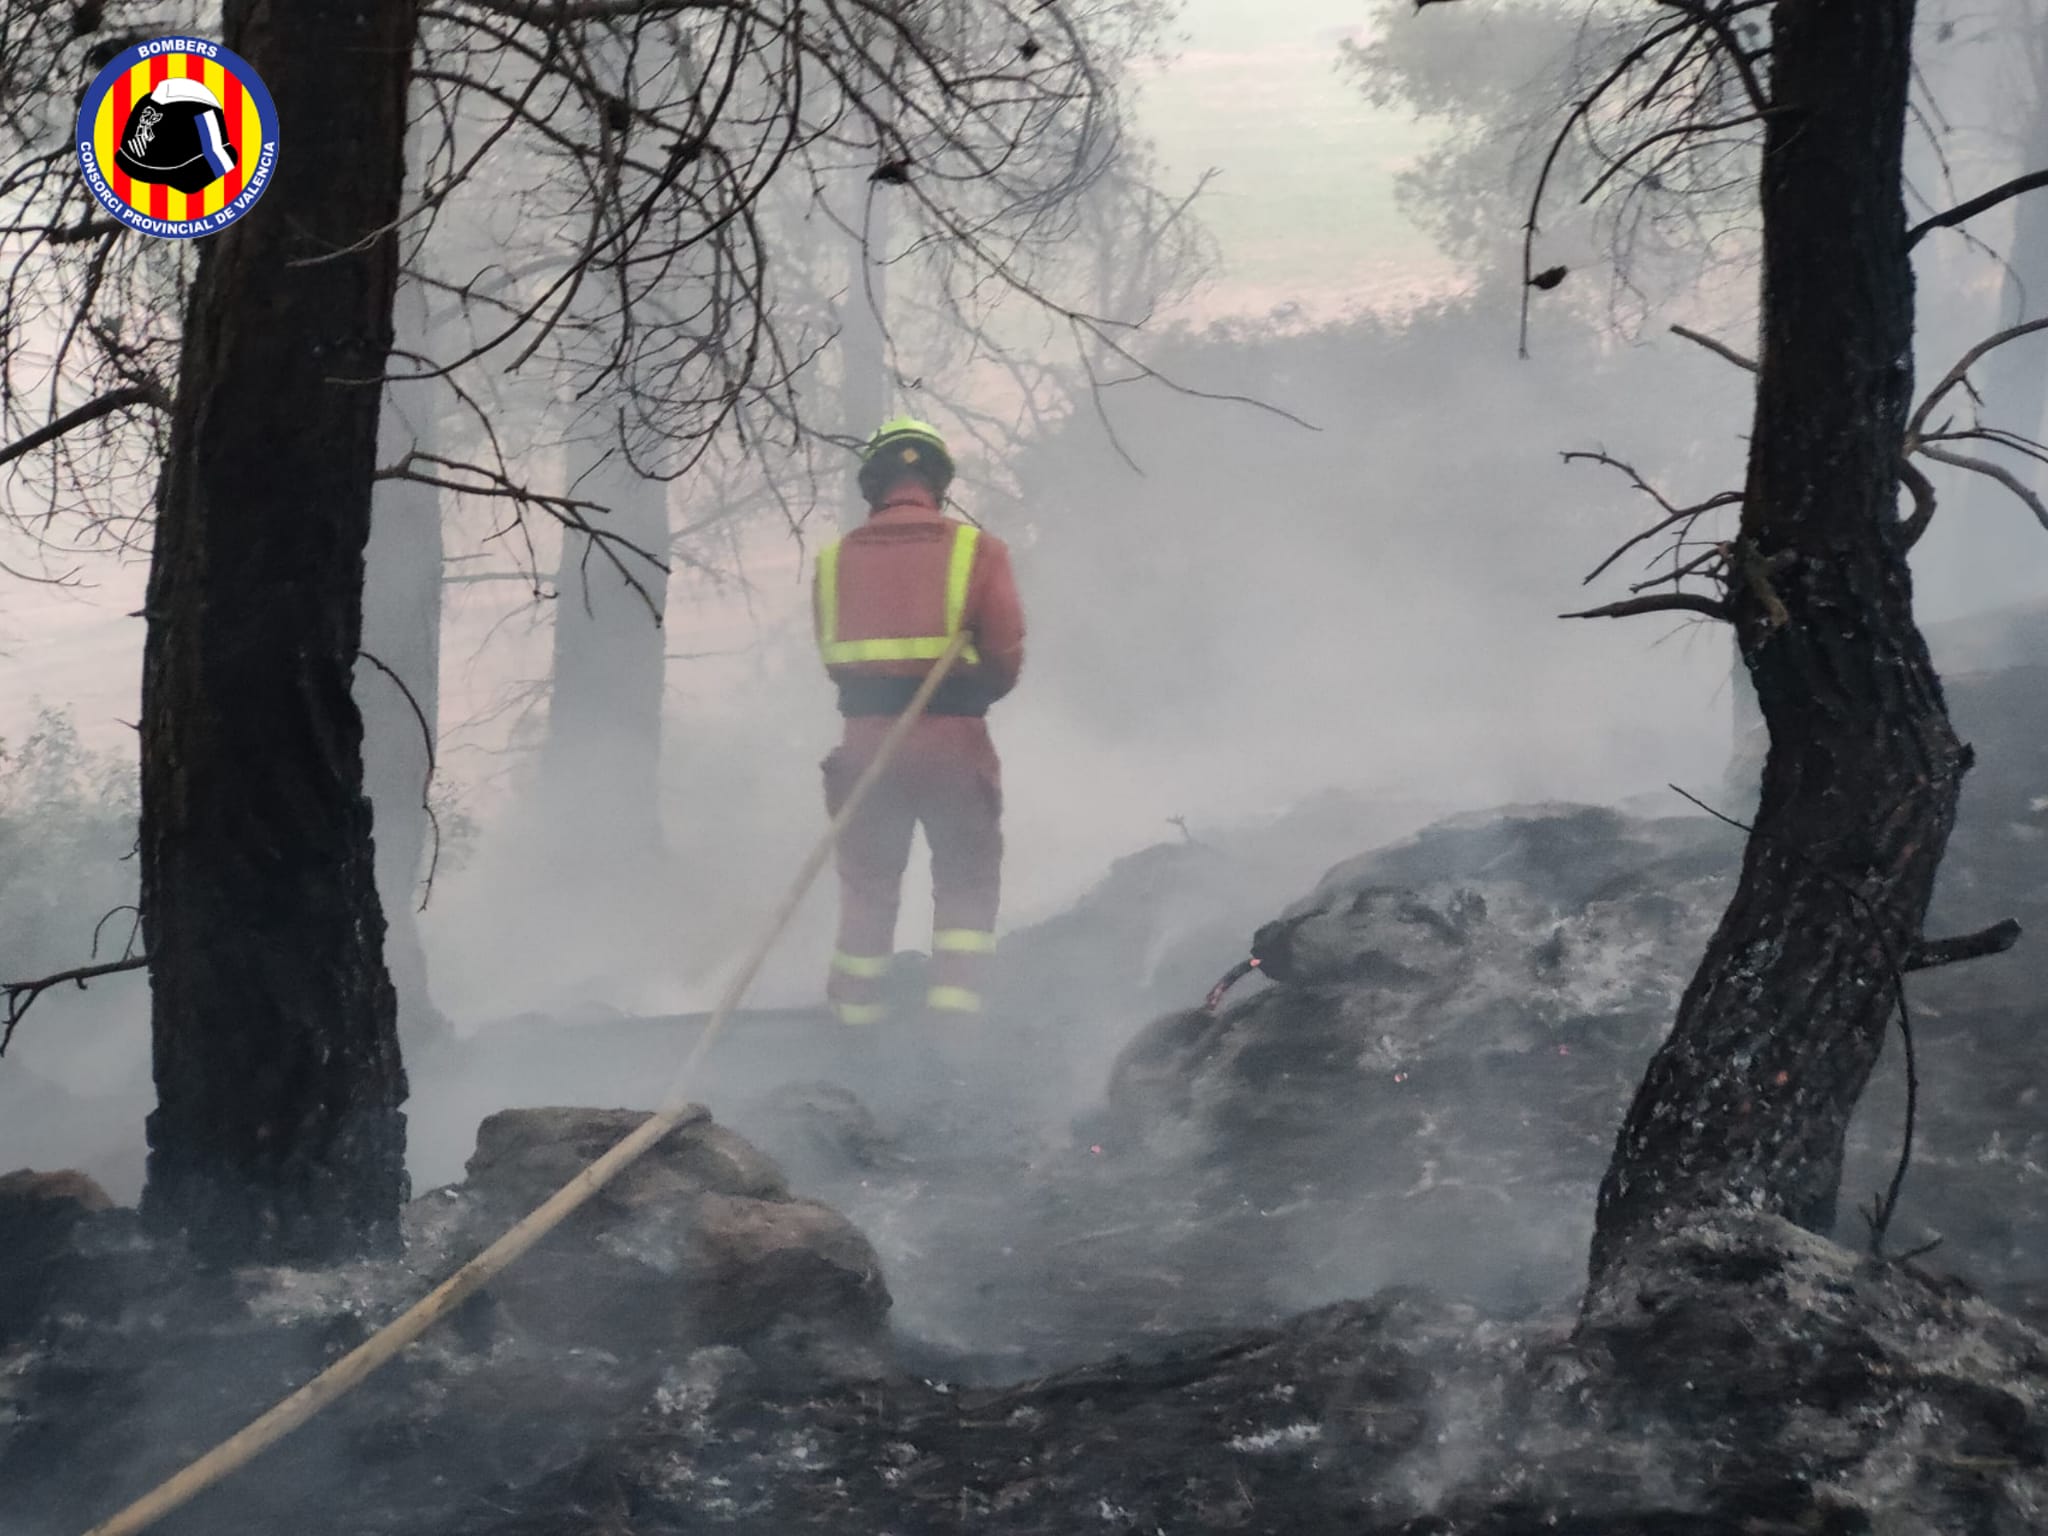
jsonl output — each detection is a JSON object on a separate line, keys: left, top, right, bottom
{"left": 79, "top": 631, "right": 973, "bottom": 1536}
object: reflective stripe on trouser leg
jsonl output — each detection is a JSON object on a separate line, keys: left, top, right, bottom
{"left": 925, "top": 737, "right": 1000, "bottom": 1018}
{"left": 928, "top": 928, "right": 993, "bottom": 1016}
{"left": 823, "top": 731, "right": 917, "bottom": 1026}
{"left": 926, "top": 952, "right": 988, "bottom": 1014}
{"left": 828, "top": 950, "right": 892, "bottom": 1026}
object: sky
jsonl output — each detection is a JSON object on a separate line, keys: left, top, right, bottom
{"left": 1128, "top": 0, "right": 1455, "bottom": 318}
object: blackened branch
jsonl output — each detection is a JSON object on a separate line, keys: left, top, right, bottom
{"left": 1898, "top": 456, "right": 1937, "bottom": 547}
{"left": 1563, "top": 448, "right": 1742, "bottom": 587}
{"left": 1916, "top": 443, "right": 2048, "bottom": 533}
{"left": 1670, "top": 323, "right": 1757, "bottom": 372}
{"left": 358, "top": 651, "right": 444, "bottom": 912}
{"left": 1561, "top": 593, "right": 1731, "bottom": 622}
{"left": 1905, "top": 918, "right": 2022, "bottom": 973}
{"left": 1910, "top": 318, "right": 2048, "bottom": 444}
{"left": 0, "top": 384, "right": 168, "bottom": 470}
{"left": 1906, "top": 167, "right": 2048, "bottom": 249}
{"left": 2, "top": 956, "right": 149, "bottom": 1058}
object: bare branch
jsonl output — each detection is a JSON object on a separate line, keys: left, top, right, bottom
{"left": 1665, "top": 0, "right": 1771, "bottom": 116}
{"left": 1560, "top": 592, "right": 1731, "bottom": 622}
{"left": 1906, "top": 167, "right": 2048, "bottom": 249}
{"left": 1898, "top": 455, "right": 1936, "bottom": 547}
{"left": 1517, "top": 13, "right": 1701, "bottom": 358}
{"left": 1923, "top": 425, "right": 2048, "bottom": 470}
{"left": 1905, "top": 918, "right": 2022, "bottom": 972}
{"left": 1579, "top": 111, "right": 1769, "bottom": 207}
{"left": 1670, "top": 322, "right": 1756, "bottom": 372}
{"left": 1914, "top": 442, "right": 2048, "bottom": 532}
{"left": 1909, "top": 318, "right": 2048, "bottom": 444}
{"left": 2, "top": 956, "right": 149, "bottom": 1058}
{"left": 1627, "top": 542, "right": 1726, "bottom": 592}
{"left": 0, "top": 384, "right": 167, "bottom": 470}
{"left": 358, "top": 651, "right": 444, "bottom": 913}
{"left": 1563, "top": 448, "right": 1742, "bottom": 583}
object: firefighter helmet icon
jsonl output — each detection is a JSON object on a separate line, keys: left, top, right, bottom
{"left": 75, "top": 37, "right": 279, "bottom": 239}
{"left": 114, "top": 78, "right": 237, "bottom": 194}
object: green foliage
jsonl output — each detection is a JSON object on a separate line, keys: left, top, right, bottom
{"left": 0, "top": 710, "right": 139, "bottom": 977}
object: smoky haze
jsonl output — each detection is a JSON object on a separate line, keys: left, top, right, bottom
{"left": 1, "top": 0, "right": 2045, "bottom": 1368}
{"left": 420, "top": 286, "right": 1753, "bottom": 1014}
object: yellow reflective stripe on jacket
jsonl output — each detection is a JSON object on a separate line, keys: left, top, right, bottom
{"left": 816, "top": 525, "right": 981, "bottom": 668}
{"left": 944, "top": 526, "right": 980, "bottom": 636}
{"left": 816, "top": 539, "right": 841, "bottom": 651}
{"left": 832, "top": 950, "right": 891, "bottom": 979}
{"left": 927, "top": 985, "right": 984, "bottom": 1014}
{"left": 932, "top": 928, "right": 997, "bottom": 954}
{"left": 822, "top": 636, "right": 978, "bottom": 663}
{"left": 834, "top": 1001, "right": 889, "bottom": 1025}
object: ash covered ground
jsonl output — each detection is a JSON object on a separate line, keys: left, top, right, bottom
{"left": 3, "top": 650, "right": 2046, "bottom": 1534}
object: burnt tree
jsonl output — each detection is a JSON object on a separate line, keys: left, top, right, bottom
{"left": 141, "top": 0, "right": 418, "bottom": 1262}
{"left": 1589, "top": 0, "right": 1969, "bottom": 1274}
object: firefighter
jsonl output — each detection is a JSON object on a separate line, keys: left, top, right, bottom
{"left": 813, "top": 418, "right": 1025, "bottom": 1025}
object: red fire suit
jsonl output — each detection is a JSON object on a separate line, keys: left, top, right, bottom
{"left": 814, "top": 486, "right": 1026, "bottom": 1023}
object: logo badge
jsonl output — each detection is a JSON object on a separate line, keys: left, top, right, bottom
{"left": 75, "top": 37, "right": 278, "bottom": 240}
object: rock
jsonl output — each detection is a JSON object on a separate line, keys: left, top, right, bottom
{"left": 464, "top": 1105, "right": 790, "bottom": 1209}
{"left": 682, "top": 1191, "right": 889, "bottom": 1340}
{"left": 0, "top": 1167, "right": 119, "bottom": 1346}
{"left": 0, "top": 1168, "right": 115, "bottom": 1211}
{"left": 450, "top": 1106, "right": 887, "bottom": 1362}
{"left": 1113, "top": 804, "right": 1733, "bottom": 1109}
{"left": 1086, "top": 681, "right": 2048, "bottom": 1321}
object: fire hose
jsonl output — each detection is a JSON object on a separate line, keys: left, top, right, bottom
{"left": 78, "top": 631, "right": 973, "bottom": 1536}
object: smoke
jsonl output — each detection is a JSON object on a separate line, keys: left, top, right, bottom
{"left": 5, "top": 0, "right": 2048, "bottom": 1389}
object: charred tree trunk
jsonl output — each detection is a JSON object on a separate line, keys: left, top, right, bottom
{"left": 1591, "top": 0, "right": 1969, "bottom": 1276}
{"left": 140, "top": 0, "right": 418, "bottom": 1263}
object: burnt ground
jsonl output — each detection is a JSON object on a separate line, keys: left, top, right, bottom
{"left": 452, "top": 1214, "right": 2048, "bottom": 1536}
{"left": 3, "top": 661, "right": 2046, "bottom": 1534}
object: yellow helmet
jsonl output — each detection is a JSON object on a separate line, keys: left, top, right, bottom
{"left": 858, "top": 416, "right": 954, "bottom": 504}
